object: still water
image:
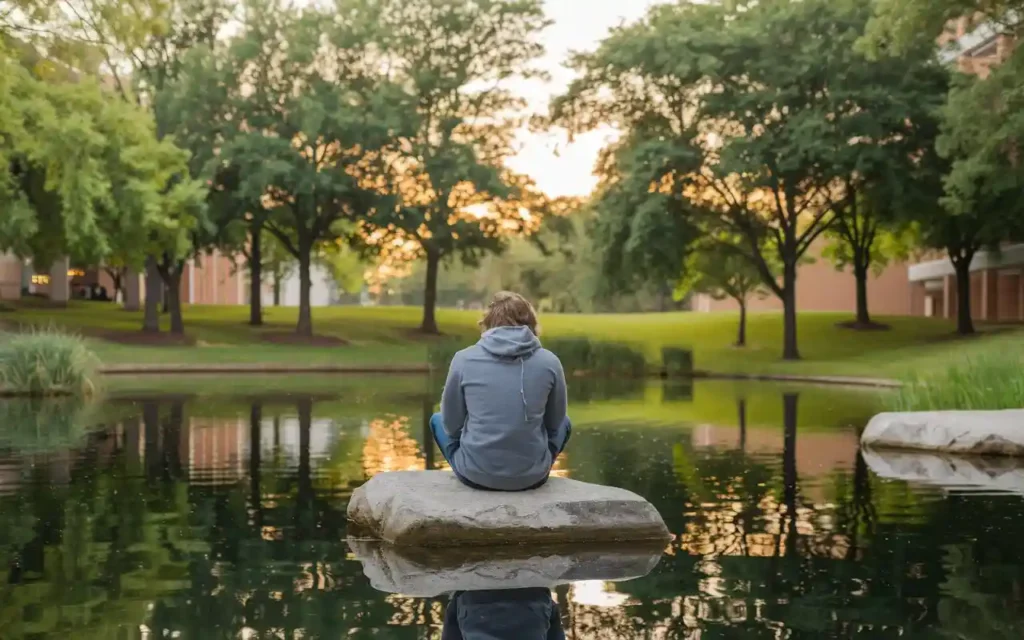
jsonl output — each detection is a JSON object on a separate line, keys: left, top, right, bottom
{"left": 1, "top": 376, "right": 1022, "bottom": 639}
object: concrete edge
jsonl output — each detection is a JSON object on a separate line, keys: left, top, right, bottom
{"left": 97, "top": 364, "right": 900, "bottom": 388}
{"left": 690, "top": 370, "right": 901, "bottom": 389}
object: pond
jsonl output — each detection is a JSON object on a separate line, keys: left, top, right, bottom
{"left": 1, "top": 376, "right": 1022, "bottom": 638}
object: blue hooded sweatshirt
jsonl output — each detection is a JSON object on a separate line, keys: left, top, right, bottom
{"left": 440, "top": 326, "right": 568, "bottom": 491}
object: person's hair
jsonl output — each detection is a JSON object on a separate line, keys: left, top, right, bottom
{"left": 479, "top": 291, "right": 539, "bottom": 335}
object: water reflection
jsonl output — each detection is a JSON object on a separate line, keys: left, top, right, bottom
{"left": 441, "top": 588, "right": 565, "bottom": 640}
{"left": 0, "top": 380, "right": 1022, "bottom": 638}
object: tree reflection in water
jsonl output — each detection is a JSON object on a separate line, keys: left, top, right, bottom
{"left": 0, "top": 386, "right": 1021, "bottom": 638}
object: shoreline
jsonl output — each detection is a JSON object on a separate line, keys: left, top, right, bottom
{"left": 98, "top": 364, "right": 900, "bottom": 389}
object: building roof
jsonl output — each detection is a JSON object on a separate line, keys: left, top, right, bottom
{"left": 909, "top": 243, "right": 1024, "bottom": 282}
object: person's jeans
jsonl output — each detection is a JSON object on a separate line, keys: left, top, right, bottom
{"left": 429, "top": 413, "right": 572, "bottom": 491}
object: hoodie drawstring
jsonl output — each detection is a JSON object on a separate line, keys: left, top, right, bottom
{"left": 519, "top": 356, "right": 527, "bottom": 424}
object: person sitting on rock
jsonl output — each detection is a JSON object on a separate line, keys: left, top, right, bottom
{"left": 431, "top": 291, "right": 570, "bottom": 491}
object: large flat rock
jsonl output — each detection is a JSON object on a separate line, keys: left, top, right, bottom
{"left": 348, "top": 539, "right": 663, "bottom": 596}
{"left": 347, "top": 471, "right": 672, "bottom": 547}
{"left": 861, "top": 410, "right": 1024, "bottom": 456}
{"left": 864, "top": 448, "right": 1024, "bottom": 496}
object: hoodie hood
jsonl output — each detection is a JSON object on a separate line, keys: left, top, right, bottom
{"left": 478, "top": 326, "right": 541, "bottom": 359}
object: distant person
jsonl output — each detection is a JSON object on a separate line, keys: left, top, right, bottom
{"left": 431, "top": 291, "right": 570, "bottom": 491}
{"left": 441, "top": 588, "right": 566, "bottom": 640}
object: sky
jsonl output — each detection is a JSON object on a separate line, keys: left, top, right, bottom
{"left": 504, "top": 0, "right": 664, "bottom": 198}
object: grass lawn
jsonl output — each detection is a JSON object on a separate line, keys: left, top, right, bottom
{"left": 2, "top": 300, "right": 1021, "bottom": 379}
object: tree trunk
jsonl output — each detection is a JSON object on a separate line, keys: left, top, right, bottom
{"left": 106, "top": 269, "right": 123, "bottom": 303}
{"left": 854, "top": 262, "right": 871, "bottom": 326}
{"left": 422, "top": 397, "right": 435, "bottom": 471}
{"left": 165, "top": 401, "right": 184, "bottom": 479}
{"left": 166, "top": 268, "right": 184, "bottom": 334}
{"left": 296, "top": 247, "right": 313, "bottom": 337}
{"left": 953, "top": 257, "right": 975, "bottom": 335}
{"left": 297, "top": 396, "right": 313, "bottom": 536}
{"left": 420, "top": 246, "right": 440, "bottom": 334}
{"left": 249, "top": 402, "right": 263, "bottom": 531}
{"left": 737, "top": 299, "right": 747, "bottom": 347}
{"left": 738, "top": 399, "right": 747, "bottom": 452}
{"left": 143, "top": 256, "right": 161, "bottom": 333}
{"left": 273, "top": 272, "right": 281, "bottom": 306}
{"left": 249, "top": 224, "right": 263, "bottom": 326}
{"left": 143, "top": 400, "right": 160, "bottom": 481}
{"left": 782, "top": 393, "right": 799, "bottom": 555}
{"left": 781, "top": 262, "right": 800, "bottom": 360}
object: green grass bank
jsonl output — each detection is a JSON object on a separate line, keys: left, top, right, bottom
{"left": 2, "top": 301, "right": 1022, "bottom": 380}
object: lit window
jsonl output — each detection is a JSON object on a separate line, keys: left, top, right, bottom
{"left": 31, "top": 274, "right": 50, "bottom": 285}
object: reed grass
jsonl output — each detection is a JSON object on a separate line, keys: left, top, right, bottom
{"left": 0, "top": 328, "right": 100, "bottom": 396}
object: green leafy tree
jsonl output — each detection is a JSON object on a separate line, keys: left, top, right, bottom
{"left": 822, "top": 198, "right": 919, "bottom": 328}
{"left": 551, "top": 0, "right": 947, "bottom": 360}
{"left": 678, "top": 244, "right": 768, "bottom": 347}
{"left": 217, "top": 0, "right": 409, "bottom": 337}
{"left": 0, "top": 49, "right": 201, "bottom": 311}
{"left": 863, "top": 0, "right": 1024, "bottom": 336}
{"left": 911, "top": 58, "right": 1024, "bottom": 335}
{"left": 356, "top": 0, "right": 552, "bottom": 334}
{"left": 7, "top": 0, "right": 230, "bottom": 332}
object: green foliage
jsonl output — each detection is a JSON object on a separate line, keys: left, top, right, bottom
{"left": 195, "top": 0, "right": 412, "bottom": 336}
{"left": 353, "top": 0, "right": 553, "bottom": 332}
{"left": 551, "top": 0, "right": 949, "bottom": 360}
{"left": 427, "top": 335, "right": 646, "bottom": 377}
{"left": 0, "top": 329, "right": 99, "bottom": 396}
{"left": 893, "top": 349, "right": 1024, "bottom": 411}
{"left": 661, "top": 348, "right": 694, "bottom": 378}
{"left": 0, "top": 48, "right": 202, "bottom": 269}
{"left": 677, "top": 244, "right": 767, "bottom": 307}
{"left": 319, "top": 239, "right": 367, "bottom": 296}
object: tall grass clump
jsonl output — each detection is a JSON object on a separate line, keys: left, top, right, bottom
{"left": 892, "top": 350, "right": 1024, "bottom": 412}
{"left": 0, "top": 329, "right": 100, "bottom": 397}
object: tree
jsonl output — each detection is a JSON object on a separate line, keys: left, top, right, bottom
{"left": 822, "top": 197, "right": 918, "bottom": 328}
{"left": 355, "top": 0, "right": 552, "bottom": 334}
{"left": 678, "top": 244, "right": 768, "bottom": 347}
{"left": 551, "top": 0, "right": 947, "bottom": 360}
{"left": 8, "top": 0, "right": 231, "bottom": 332}
{"left": 919, "top": 60, "right": 1024, "bottom": 335}
{"left": 0, "top": 47, "right": 202, "bottom": 310}
{"left": 863, "top": 0, "right": 1024, "bottom": 336}
{"left": 319, "top": 239, "right": 367, "bottom": 299}
{"left": 217, "top": 0, "right": 409, "bottom": 337}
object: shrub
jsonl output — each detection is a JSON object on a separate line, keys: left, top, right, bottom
{"left": 427, "top": 340, "right": 467, "bottom": 373}
{"left": 427, "top": 336, "right": 649, "bottom": 378}
{"left": 891, "top": 350, "right": 1024, "bottom": 412}
{"left": 0, "top": 329, "right": 100, "bottom": 397}
{"left": 662, "top": 348, "right": 694, "bottom": 378}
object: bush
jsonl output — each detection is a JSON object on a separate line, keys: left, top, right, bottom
{"left": 546, "top": 338, "right": 646, "bottom": 377}
{"left": 662, "top": 348, "right": 694, "bottom": 377}
{"left": 427, "top": 340, "right": 468, "bottom": 373}
{"left": 891, "top": 350, "right": 1024, "bottom": 412}
{"left": 0, "top": 329, "right": 100, "bottom": 397}
{"left": 426, "top": 335, "right": 649, "bottom": 377}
